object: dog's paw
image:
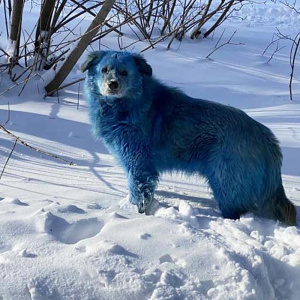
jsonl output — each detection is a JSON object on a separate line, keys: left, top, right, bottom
{"left": 138, "top": 204, "right": 146, "bottom": 214}
{"left": 137, "top": 190, "right": 154, "bottom": 214}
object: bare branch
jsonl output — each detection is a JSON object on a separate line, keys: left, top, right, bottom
{"left": 0, "top": 124, "right": 76, "bottom": 166}
{"left": 289, "top": 35, "right": 300, "bottom": 101}
{"left": 206, "top": 30, "right": 244, "bottom": 59}
{"left": 0, "top": 138, "right": 17, "bottom": 180}
{"left": 4, "top": 102, "right": 11, "bottom": 126}
{"left": 44, "top": 77, "right": 85, "bottom": 98}
{"left": 266, "top": 42, "right": 285, "bottom": 64}
{"left": 45, "top": 0, "right": 115, "bottom": 95}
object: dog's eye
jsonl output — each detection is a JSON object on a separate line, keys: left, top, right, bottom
{"left": 101, "top": 67, "right": 108, "bottom": 74}
{"left": 120, "top": 70, "right": 128, "bottom": 76}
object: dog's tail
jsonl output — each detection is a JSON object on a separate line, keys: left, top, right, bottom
{"left": 272, "top": 185, "right": 297, "bottom": 226}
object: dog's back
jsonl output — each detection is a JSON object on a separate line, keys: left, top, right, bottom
{"left": 146, "top": 85, "right": 296, "bottom": 224}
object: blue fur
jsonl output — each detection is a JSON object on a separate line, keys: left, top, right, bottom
{"left": 82, "top": 50, "right": 295, "bottom": 223}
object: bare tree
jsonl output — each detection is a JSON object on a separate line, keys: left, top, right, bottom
{"left": 264, "top": 28, "right": 300, "bottom": 101}
{"left": 190, "top": 0, "right": 212, "bottom": 39}
{"left": 8, "top": 0, "right": 24, "bottom": 62}
{"left": 204, "top": 0, "right": 235, "bottom": 38}
{"left": 0, "top": 0, "right": 256, "bottom": 96}
{"left": 115, "top": 0, "right": 249, "bottom": 48}
{"left": 289, "top": 34, "right": 300, "bottom": 101}
{"left": 45, "top": 0, "right": 115, "bottom": 95}
{"left": 34, "top": 0, "right": 57, "bottom": 70}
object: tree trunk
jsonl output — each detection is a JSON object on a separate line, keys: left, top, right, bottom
{"left": 45, "top": 0, "right": 115, "bottom": 95}
{"left": 8, "top": 0, "right": 24, "bottom": 60}
{"left": 190, "top": 0, "right": 212, "bottom": 39}
{"left": 204, "top": 0, "right": 235, "bottom": 38}
{"left": 34, "top": 0, "right": 56, "bottom": 70}
{"left": 161, "top": 0, "right": 176, "bottom": 36}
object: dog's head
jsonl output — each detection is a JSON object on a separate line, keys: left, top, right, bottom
{"left": 81, "top": 50, "right": 152, "bottom": 98}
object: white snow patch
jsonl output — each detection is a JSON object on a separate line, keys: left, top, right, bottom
{"left": 5, "top": 39, "right": 16, "bottom": 57}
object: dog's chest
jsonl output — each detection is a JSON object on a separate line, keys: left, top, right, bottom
{"left": 97, "top": 102, "right": 127, "bottom": 133}
{"left": 94, "top": 101, "right": 145, "bottom": 145}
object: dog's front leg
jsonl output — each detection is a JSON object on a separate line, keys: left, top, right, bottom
{"left": 128, "top": 171, "right": 158, "bottom": 213}
{"left": 118, "top": 129, "right": 158, "bottom": 213}
{"left": 121, "top": 145, "right": 158, "bottom": 213}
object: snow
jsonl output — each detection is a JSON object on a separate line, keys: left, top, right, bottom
{"left": 0, "top": 1, "right": 300, "bottom": 299}
{"left": 5, "top": 39, "right": 16, "bottom": 57}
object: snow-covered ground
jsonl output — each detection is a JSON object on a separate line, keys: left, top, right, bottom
{"left": 0, "top": 1, "right": 300, "bottom": 299}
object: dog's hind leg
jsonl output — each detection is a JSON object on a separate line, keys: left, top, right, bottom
{"left": 207, "top": 162, "right": 297, "bottom": 225}
{"left": 206, "top": 158, "right": 256, "bottom": 221}
{"left": 218, "top": 202, "right": 246, "bottom": 220}
{"left": 208, "top": 180, "right": 247, "bottom": 220}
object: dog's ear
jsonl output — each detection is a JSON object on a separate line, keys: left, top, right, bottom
{"left": 81, "top": 51, "right": 106, "bottom": 72}
{"left": 133, "top": 55, "right": 152, "bottom": 76}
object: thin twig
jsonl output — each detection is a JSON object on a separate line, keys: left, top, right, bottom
{"left": 0, "top": 74, "right": 37, "bottom": 97}
{"left": 44, "top": 77, "right": 85, "bottom": 97}
{"left": 0, "top": 46, "right": 10, "bottom": 57}
{"left": 0, "top": 124, "right": 76, "bottom": 166}
{"left": 279, "top": 0, "right": 300, "bottom": 14}
{"left": 289, "top": 35, "right": 300, "bottom": 101}
{"left": 77, "top": 82, "right": 80, "bottom": 110}
{"left": 4, "top": 102, "right": 10, "bottom": 126}
{"left": 266, "top": 42, "right": 285, "bottom": 63}
{"left": 141, "top": 12, "right": 201, "bottom": 53}
{"left": 206, "top": 30, "right": 244, "bottom": 59}
{"left": 214, "top": 28, "right": 226, "bottom": 48}
{"left": 262, "top": 34, "right": 281, "bottom": 55}
{"left": 0, "top": 138, "right": 17, "bottom": 180}
{"left": 275, "top": 28, "right": 300, "bottom": 101}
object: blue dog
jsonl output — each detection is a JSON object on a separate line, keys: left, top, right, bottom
{"left": 82, "top": 50, "right": 296, "bottom": 225}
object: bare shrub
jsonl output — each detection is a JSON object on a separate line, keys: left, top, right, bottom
{"left": 0, "top": 0, "right": 252, "bottom": 94}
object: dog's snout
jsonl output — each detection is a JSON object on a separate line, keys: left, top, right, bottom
{"left": 108, "top": 81, "right": 119, "bottom": 90}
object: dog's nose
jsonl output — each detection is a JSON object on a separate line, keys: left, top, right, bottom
{"left": 108, "top": 81, "right": 119, "bottom": 90}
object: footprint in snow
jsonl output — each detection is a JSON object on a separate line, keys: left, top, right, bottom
{"left": 160, "top": 270, "right": 184, "bottom": 287}
{"left": 87, "top": 202, "right": 102, "bottom": 210}
{"left": 159, "top": 254, "right": 174, "bottom": 264}
{"left": 150, "top": 285, "right": 179, "bottom": 300}
{"left": 75, "top": 245, "right": 87, "bottom": 253}
{"left": 148, "top": 270, "right": 185, "bottom": 299}
{"left": 110, "top": 212, "right": 128, "bottom": 219}
{"left": 19, "top": 249, "right": 37, "bottom": 258}
{"left": 27, "top": 279, "right": 58, "bottom": 300}
{"left": 12, "top": 199, "right": 29, "bottom": 206}
{"left": 35, "top": 211, "right": 103, "bottom": 244}
{"left": 139, "top": 233, "right": 151, "bottom": 240}
{"left": 2, "top": 198, "right": 29, "bottom": 206}
{"left": 108, "top": 244, "right": 139, "bottom": 258}
{"left": 159, "top": 253, "right": 187, "bottom": 269}
{"left": 57, "top": 204, "right": 85, "bottom": 214}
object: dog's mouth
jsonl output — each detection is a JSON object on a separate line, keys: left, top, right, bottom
{"left": 100, "top": 82, "right": 124, "bottom": 98}
{"left": 106, "top": 89, "right": 124, "bottom": 98}
{"left": 107, "top": 89, "right": 119, "bottom": 95}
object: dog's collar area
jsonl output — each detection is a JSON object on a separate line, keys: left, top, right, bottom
{"left": 99, "top": 94, "right": 125, "bottom": 106}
